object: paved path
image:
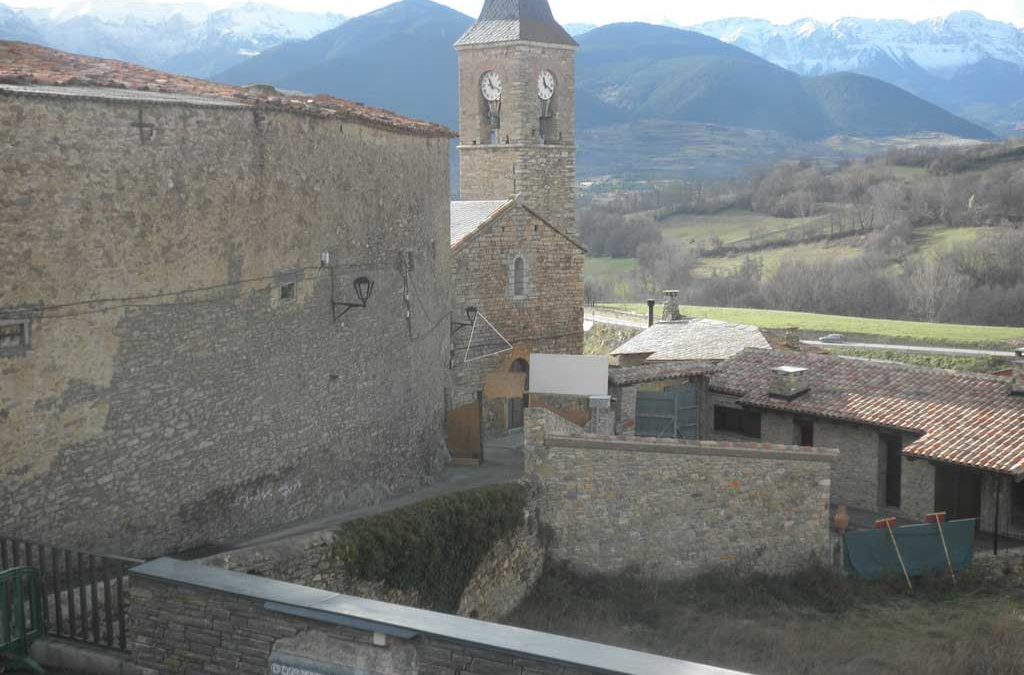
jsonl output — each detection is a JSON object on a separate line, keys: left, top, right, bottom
{"left": 804, "top": 340, "right": 1016, "bottom": 359}
{"left": 584, "top": 307, "right": 648, "bottom": 329}
{"left": 225, "top": 431, "right": 525, "bottom": 551}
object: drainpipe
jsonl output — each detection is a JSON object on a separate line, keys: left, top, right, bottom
{"left": 647, "top": 299, "right": 656, "bottom": 327}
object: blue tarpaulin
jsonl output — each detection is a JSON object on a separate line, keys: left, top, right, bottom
{"left": 844, "top": 519, "right": 976, "bottom": 580}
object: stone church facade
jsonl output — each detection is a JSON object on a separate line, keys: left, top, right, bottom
{"left": 0, "top": 43, "right": 455, "bottom": 557}
{"left": 450, "top": 0, "right": 586, "bottom": 432}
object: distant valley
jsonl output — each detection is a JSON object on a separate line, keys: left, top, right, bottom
{"left": 0, "top": 0, "right": 1014, "bottom": 179}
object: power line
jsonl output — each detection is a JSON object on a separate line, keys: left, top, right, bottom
{"left": 0, "top": 261, "right": 386, "bottom": 321}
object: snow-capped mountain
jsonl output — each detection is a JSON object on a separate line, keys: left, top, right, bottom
{"left": 693, "top": 12, "right": 1024, "bottom": 135}
{"left": 0, "top": 1, "right": 345, "bottom": 77}
{"left": 0, "top": 4, "right": 42, "bottom": 41}
{"left": 695, "top": 12, "right": 1024, "bottom": 75}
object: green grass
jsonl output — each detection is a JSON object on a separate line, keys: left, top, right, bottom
{"left": 584, "top": 256, "right": 639, "bottom": 281}
{"left": 696, "top": 240, "right": 862, "bottom": 277}
{"left": 508, "top": 560, "right": 1024, "bottom": 675}
{"left": 658, "top": 208, "right": 826, "bottom": 248}
{"left": 601, "top": 303, "right": 1024, "bottom": 348}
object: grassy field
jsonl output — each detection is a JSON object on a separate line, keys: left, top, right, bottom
{"left": 602, "top": 303, "right": 1024, "bottom": 348}
{"left": 697, "top": 240, "right": 863, "bottom": 277}
{"left": 657, "top": 209, "right": 826, "bottom": 247}
{"left": 508, "top": 560, "right": 1024, "bottom": 675}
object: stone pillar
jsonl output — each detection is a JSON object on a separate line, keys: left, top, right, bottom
{"left": 1012, "top": 348, "right": 1024, "bottom": 396}
{"left": 662, "top": 290, "right": 681, "bottom": 322}
{"left": 617, "top": 387, "right": 638, "bottom": 436}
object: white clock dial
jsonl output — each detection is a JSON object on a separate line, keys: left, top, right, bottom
{"left": 538, "top": 70, "right": 556, "bottom": 101}
{"left": 481, "top": 71, "right": 503, "bottom": 102}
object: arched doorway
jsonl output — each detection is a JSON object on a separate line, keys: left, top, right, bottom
{"left": 508, "top": 358, "right": 530, "bottom": 430}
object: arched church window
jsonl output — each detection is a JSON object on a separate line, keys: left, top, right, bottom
{"left": 513, "top": 257, "right": 526, "bottom": 297}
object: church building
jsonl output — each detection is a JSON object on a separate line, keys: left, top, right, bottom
{"left": 450, "top": 0, "right": 586, "bottom": 433}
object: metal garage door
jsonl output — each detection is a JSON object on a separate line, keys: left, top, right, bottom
{"left": 636, "top": 383, "right": 699, "bottom": 440}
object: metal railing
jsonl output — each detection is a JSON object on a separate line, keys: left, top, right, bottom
{"left": 1, "top": 567, "right": 47, "bottom": 674}
{"left": 0, "top": 536, "right": 141, "bottom": 652}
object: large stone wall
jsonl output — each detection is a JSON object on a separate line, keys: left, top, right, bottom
{"left": 451, "top": 204, "right": 584, "bottom": 423}
{"left": 128, "top": 559, "right": 741, "bottom": 675}
{"left": 525, "top": 409, "right": 837, "bottom": 578}
{"left": 0, "top": 91, "right": 452, "bottom": 556}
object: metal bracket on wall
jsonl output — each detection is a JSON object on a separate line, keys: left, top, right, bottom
{"left": 329, "top": 265, "right": 374, "bottom": 322}
{"left": 131, "top": 108, "right": 156, "bottom": 144}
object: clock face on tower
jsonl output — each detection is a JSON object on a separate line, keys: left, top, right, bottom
{"left": 538, "top": 70, "right": 556, "bottom": 101}
{"left": 481, "top": 71, "right": 503, "bottom": 102}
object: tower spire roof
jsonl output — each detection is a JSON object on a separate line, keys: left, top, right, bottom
{"left": 455, "top": 0, "right": 577, "bottom": 47}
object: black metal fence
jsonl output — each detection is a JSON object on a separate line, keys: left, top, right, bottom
{"left": 0, "top": 536, "right": 141, "bottom": 652}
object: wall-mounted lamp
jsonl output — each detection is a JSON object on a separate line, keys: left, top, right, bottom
{"left": 451, "top": 306, "right": 479, "bottom": 334}
{"left": 332, "top": 273, "right": 374, "bottom": 322}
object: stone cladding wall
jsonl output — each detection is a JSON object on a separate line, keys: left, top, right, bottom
{"left": 710, "top": 394, "right": 935, "bottom": 521}
{"left": 525, "top": 409, "right": 836, "bottom": 578}
{"left": 129, "top": 574, "right": 609, "bottom": 675}
{"left": 451, "top": 205, "right": 584, "bottom": 427}
{"left": 0, "top": 92, "right": 452, "bottom": 557}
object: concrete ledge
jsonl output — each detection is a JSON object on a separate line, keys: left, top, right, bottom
{"left": 546, "top": 434, "right": 840, "bottom": 463}
{"left": 131, "top": 558, "right": 747, "bottom": 675}
{"left": 30, "top": 638, "right": 152, "bottom": 675}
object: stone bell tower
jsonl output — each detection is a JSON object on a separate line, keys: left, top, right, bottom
{"left": 455, "top": 0, "right": 578, "bottom": 235}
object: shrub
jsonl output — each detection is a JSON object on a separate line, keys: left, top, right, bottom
{"left": 333, "top": 483, "right": 528, "bottom": 612}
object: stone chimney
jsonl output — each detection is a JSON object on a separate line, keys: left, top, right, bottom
{"left": 662, "top": 290, "right": 682, "bottom": 322}
{"left": 784, "top": 327, "right": 800, "bottom": 350}
{"left": 770, "top": 366, "right": 810, "bottom": 400}
{"left": 1013, "top": 348, "right": 1024, "bottom": 396}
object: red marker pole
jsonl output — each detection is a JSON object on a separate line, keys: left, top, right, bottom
{"left": 877, "top": 518, "right": 913, "bottom": 591}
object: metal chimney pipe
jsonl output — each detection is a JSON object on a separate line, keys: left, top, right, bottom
{"left": 647, "top": 299, "right": 656, "bottom": 327}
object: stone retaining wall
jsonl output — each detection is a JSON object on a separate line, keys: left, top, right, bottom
{"left": 128, "top": 558, "right": 745, "bottom": 675}
{"left": 525, "top": 409, "right": 838, "bottom": 578}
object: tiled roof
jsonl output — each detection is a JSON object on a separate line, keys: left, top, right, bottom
{"left": 612, "top": 319, "right": 771, "bottom": 362}
{"left": 0, "top": 41, "right": 455, "bottom": 138}
{"left": 455, "top": 0, "right": 577, "bottom": 47}
{"left": 711, "top": 349, "right": 1024, "bottom": 478}
{"left": 450, "top": 200, "right": 514, "bottom": 247}
{"left": 609, "top": 362, "right": 717, "bottom": 387}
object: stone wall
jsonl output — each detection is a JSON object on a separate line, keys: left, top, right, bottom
{"left": 710, "top": 394, "right": 934, "bottom": 521}
{"left": 525, "top": 409, "right": 837, "bottom": 578}
{"left": 128, "top": 559, "right": 739, "bottom": 675}
{"left": 451, "top": 204, "right": 584, "bottom": 426}
{"left": 200, "top": 499, "right": 544, "bottom": 623}
{"left": 0, "top": 91, "right": 452, "bottom": 556}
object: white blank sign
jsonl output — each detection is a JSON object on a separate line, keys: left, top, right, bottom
{"left": 530, "top": 354, "right": 609, "bottom": 397}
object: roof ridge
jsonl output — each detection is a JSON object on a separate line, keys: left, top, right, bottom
{"left": 0, "top": 41, "right": 456, "bottom": 138}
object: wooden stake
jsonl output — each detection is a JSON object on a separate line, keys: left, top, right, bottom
{"left": 877, "top": 518, "right": 913, "bottom": 591}
{"left": 928, "top": 512, "right": 957, "bottom": 584}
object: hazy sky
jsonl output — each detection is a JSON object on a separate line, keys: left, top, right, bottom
{"left": 6, "top": 0, "right": 1024, "bottom": 27}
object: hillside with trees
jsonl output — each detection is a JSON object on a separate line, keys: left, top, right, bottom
{"left": 583, "top": 141, "right": 1024, "bottom": 328}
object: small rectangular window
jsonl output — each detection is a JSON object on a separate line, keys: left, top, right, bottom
{"left": 280, "top": 283, "right": 296, "bottom": 302}
{"left": 796, "top": 420, "right": 814, "bottom": 447}
{"left": 0, "top": 321, "right": 28, "bottom": 350}
{"left": 714, "top": 406, "right": 762, "bottom": 439}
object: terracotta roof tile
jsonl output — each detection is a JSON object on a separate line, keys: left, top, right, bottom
{"left": 712, "top": 349, "right": 1024, "bottom": 478}
{"left": 0, "top": 41, "right": 455, "bottom": 138}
